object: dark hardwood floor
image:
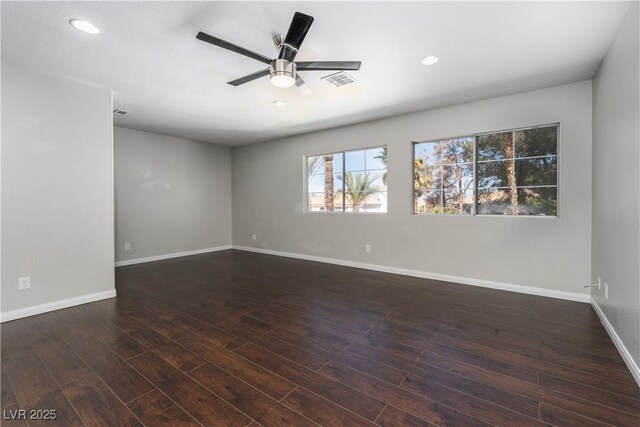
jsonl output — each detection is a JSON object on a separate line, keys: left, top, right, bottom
{"left": 2, "top": 250, "right": 638, "bottom": 426}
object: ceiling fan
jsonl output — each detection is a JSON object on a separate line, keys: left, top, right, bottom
{"left": 196, "top": 12, "right": 361, "bottom": 92}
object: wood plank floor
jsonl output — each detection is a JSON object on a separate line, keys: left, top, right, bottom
{"left": 2, "top": 250, "right": 638, "bottom": 426}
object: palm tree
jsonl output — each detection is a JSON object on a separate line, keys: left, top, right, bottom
{"left": 324, "top": 154, "right": 334, "bottom": 211}
{"left": 339, "top": 172, "right": 381, "bottom": 212}
{"left": 374, "top": 147, "right": 388, "bottom": 185}
{"left": 502, "top": 132, "right": 518, "bottom": 213}
{"left": 307, "top": 155, "right": 335, "bottom": 211}
{"left": 307, "top": 156, "right": 323, "bottom": 175}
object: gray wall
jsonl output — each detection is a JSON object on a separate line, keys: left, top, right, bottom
{"left": 232, "top": 81, "right": 593, "bottom": 297}
{"left": 1, "top": 62, "right": 114, "bottom": 313}
{"left": 114, "top": 127, "right": 232, "bottom": 262}
{"left": 592, "top": 3, "right": 639, "bottom": 365}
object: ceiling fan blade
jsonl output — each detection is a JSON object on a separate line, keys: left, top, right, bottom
{"left": 295, "top": 74, "right": 313, "bottom": 96}
{"left": 227, "top": 68, "right": 270, "bottom": 86}
{"left": 279, "top": 12, "right": 314, "bottom": 62}
{"left": 296, "top": 61, "right": 361, "bottom": 71}
{"left": 196, "top": 32, "right": 272, "bottom": 65}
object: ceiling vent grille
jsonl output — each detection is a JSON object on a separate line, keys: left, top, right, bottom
{"left": 321, "top": 71, "right": 356, "bottom": 87}
{"left": 113, "top": 109, "right": 128, "bottom": 115}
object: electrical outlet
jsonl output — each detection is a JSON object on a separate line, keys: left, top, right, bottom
{"left": 124, "top": 243, "right": 131, "bottom": 251}
{"left": 18, "top": 276, "right": 30, "bottom": 290}
{"left": 252, "top": 234, "right": 257, "bottom": 241}
{"left": 604, "top": 283, "right": 609, "bottom": 299}
{"left": 365, "top": 244, "right": 371, "bottom": 253}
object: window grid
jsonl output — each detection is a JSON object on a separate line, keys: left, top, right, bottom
{"left": 414, "top": 124, "right": 558, "bottom": 217}
{"left": 413, "top": 137, "right": 476, "bottom": 215}
{"left": 306, "top": 146, "right": 387, "bottom": 214}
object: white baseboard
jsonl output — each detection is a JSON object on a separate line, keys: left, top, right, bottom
{"left": 115, "top": 245, "right": 232, "bottom": 267}
{"left": 0, "top": 289, "right": 117, "bottom": 323}
{"left": 232, "top": 245, "right": 590, "bottom": 303}
{"left": 590, "top": 297, "right": 640, "bottom": 387}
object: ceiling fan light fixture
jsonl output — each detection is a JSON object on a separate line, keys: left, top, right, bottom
{"left": 69, "top": 19, "right": 100, "bottom": 34}
{"left": 421, "top": 55, "right": 439, "bottom": 66}
{"left": 269, "top": 59, "right": 296, "bottom": 88}
{"left": 271, "top": 75, "right": 296, "bottom": 88}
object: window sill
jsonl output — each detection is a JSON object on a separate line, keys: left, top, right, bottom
{"left": 412, "top": 212, "right": 559, "bottom": 219}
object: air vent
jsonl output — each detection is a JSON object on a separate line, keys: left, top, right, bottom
{"left": 321, "top": 71, "right": 356, "bottom": 87}
{"left": 113, "top": 109, "right": 128, "bottom": 115}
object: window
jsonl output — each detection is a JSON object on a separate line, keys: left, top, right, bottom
{"left": 414, "top": 137, "right": 475, "bottom": 215}
{"left": 414, "top": 124, "right": 558, "bottom": 216}
{"left": 307, "top": 146, "right": 387, "bottom": 213}
{"left": 477, "top": 126, "right": 557, "bottom": 216}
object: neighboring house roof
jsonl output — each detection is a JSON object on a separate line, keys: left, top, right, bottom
{"left": 308, "top": 192, "right": 386, "bottom": 211}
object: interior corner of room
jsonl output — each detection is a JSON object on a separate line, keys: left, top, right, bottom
{"left": 1, "top": 1, "right": 639, "bottom": 424}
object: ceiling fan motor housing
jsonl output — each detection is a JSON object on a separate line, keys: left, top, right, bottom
{"left": 269, "top": 59, "right": 296, "bottom": 87}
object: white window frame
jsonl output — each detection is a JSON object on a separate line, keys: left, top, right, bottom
{"left": 412, "top": 123, "right": 560, "bottom": 218}
{"left": 305, "top": 145, "right": 388, "bottom": 214}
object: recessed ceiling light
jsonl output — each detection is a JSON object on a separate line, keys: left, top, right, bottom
{"left": 421, "top": 55, "right": 439, "bottom": 66}
{"left": 273, "top": 100, "right": 286, "bottom": 107}
{"left": 69, "top": 19, "right": 100, "bottom": 35}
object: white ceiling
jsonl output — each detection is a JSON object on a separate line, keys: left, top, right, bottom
{"left": 1, "top": 1, "right": 630, "bottom": 146}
